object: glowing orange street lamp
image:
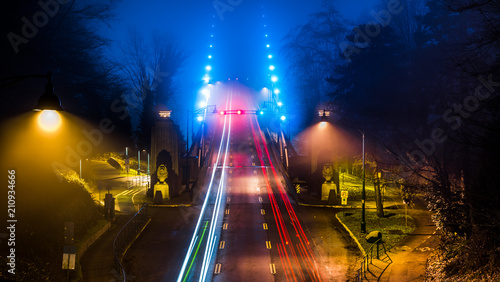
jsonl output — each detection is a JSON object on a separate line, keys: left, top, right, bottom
{"left": 32, "top": 72, "right": 64, "bottom": 132}
{"left": 318, "top": 109, "right": 330, "bottom": 128}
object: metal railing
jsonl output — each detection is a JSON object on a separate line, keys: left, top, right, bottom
{"left": 356, "top": 238, "right": 392, "bottom": 281}
{"left": 113, "top": 204, "right": 151, "bottom": 281}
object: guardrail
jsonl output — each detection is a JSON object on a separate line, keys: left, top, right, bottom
{"left": 355, "top": 238, "right": 392, "bottom": 281}
{"left": 113, "top": 204, "right": 151, "bottom": 282}
{"left": 265, "top": 128, "right": 298, "bottom": 202}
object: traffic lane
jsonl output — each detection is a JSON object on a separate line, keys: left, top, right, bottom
{"left": 250, "top": 117, "right": 322, "bottom": 281}
{"left": 181, "top": 121, "right": 230, "bottom": 282}
{"left": 214, "top": 117, "right": 274, "bottom": 281}
{"left": 123, "top": 206, "right": 200, "bottom": 281}
{"left": 214, "top": 188, "right": 273, "bottom": 281}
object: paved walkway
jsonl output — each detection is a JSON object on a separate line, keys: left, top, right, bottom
{"left": 380, "top": 198, "right": 438, "bottom": 281}
{"left": 80, "top": 214, "right": 131, "bottom": 282}
{"left": 297, "top": 178, "right": 438, "bottom": 281}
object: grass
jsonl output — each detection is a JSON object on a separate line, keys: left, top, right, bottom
{"left": 338, "top": 210, "right": 416, "bottom": 253}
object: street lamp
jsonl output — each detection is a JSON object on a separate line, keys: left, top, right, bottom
{"left": 1, "top": 72, "right": 64, "bottom": 131}
{"left": 318, "top": 109, "right": 330, "bottom": 128}
{"left": 33, "top": 72, "right": 64, "bottom": 111}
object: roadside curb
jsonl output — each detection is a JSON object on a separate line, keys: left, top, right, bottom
{"left": 78, "top": 221, "right": 112, "bottom": 259}
{"left": 335, "top": 213, "right": 366, "bottom": 257}
{"left": 149, "top": 203, "right": 193, "bottom": 208}
{"left": 298, "top": 202, "right": 357, "bottom": 209}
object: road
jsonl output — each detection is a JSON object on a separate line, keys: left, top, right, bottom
{"left": 123, "top": 82, "right": 357, "bottom": 281}
{"left": 89, "top": 160, "right": 148, "bottom": 214}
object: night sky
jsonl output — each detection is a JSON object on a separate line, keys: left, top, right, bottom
{"left": 98, "top": 0, "right": 377, "bottom": 109}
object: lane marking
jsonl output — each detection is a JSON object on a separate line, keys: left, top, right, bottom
{"left": 252, "top": 162, "right": 256, "bottom": 166}
{"left": 270, "top": 263, "right": 276, "bottom": 274}
{"left": 225, "top": 209, "right": 230, "bottom": 215}
{"left": 214, "top": 263, "right": 222, "bottom": 274}
{"left": 259, "top": 196, "right": 263, "bottom": 203}
{"left": 219, "top": 241, "right": 225, "bottom": 249}
{"left": 227, "top": 197, "right": 231, "bottom": 203}
{"left": 223, "top": 223, "right": 228, "bottom": 230}
{"left": 266, "top": 241, "right": 272, "bottom": 249}
{"left": 261, "top": 209, "right": 265, "bottom": 215}
{"left": 263, "top": 223, "right": 268, "bottom": 230}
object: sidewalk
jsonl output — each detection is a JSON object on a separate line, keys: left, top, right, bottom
{"left": 296, "top": 180, "right": 438, "bottom": 281}
{"left": 380, "top": 198, "right": 438, "bottom": 281}
{"left": 80, "top": 190, "right": 193, "bottom": 281}
{"left": 80, "top": 214, "right": 131, "bottom": 282}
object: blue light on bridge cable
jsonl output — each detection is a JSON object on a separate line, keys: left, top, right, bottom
{"left": 280, "top": 115, "right": 286, "bottom": 121}
{"left": 268, "top": 54, "right": 273, "bottom": 59}
{"left": 271, "top": 75, "right": 278, "bottom": 83}
{"left": 269, "top": 65, "right": 275, "bottom": 71}
{"left": 205, "top": 65, "right": 212, "bottom": 71}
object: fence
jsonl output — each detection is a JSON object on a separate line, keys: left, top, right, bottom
{"left": 356, "top": 238, "right": 392, "bottom": 281}
{"left": 113, "top": 204, "right": 151, "bottom": 281}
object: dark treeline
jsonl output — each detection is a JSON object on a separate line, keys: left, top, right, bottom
{"left": 0, "top": 1, "right": 186, "bottom": 279}
{"left": 0, "top": 0, "right": 132, "bottom": 147}
{"left": 283, "top": 0, "right": 499, "bottom": 279}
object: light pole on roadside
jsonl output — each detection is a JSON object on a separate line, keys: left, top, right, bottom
{"left": 138, "top": 149, "right": 141, "bottom": 172}
{"left": 361, "top": 131, "right": 366, "bottom": 234}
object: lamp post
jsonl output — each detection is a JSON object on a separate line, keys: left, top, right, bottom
{"left": 138, "top": 149, "right": 141, "bottom": 172}
{"left": 189, "top": 104, "right": 218, "bottom": 167}
{"left": 147, "top": 151, "right": 150, "bottom": 175}
{"left": 361, "top": 131, "right": 366, "bottom": 234}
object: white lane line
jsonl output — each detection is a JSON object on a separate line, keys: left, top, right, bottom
{"left": 177, "top": 94, "right": 230, "bottom": 282}
{"left": 200, "top": 90, "right": 234, "bottom": 282}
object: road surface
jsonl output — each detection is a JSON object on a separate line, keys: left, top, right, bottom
{"left": 124, "top": 82, "right": 357, "bottom": 281}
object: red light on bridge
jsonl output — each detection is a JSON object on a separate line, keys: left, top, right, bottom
{"left": 220, "top": 111, "right": 226, "bottom": 115}
{"left": 237, "top": 110, "right": 242, "bottom": 115}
